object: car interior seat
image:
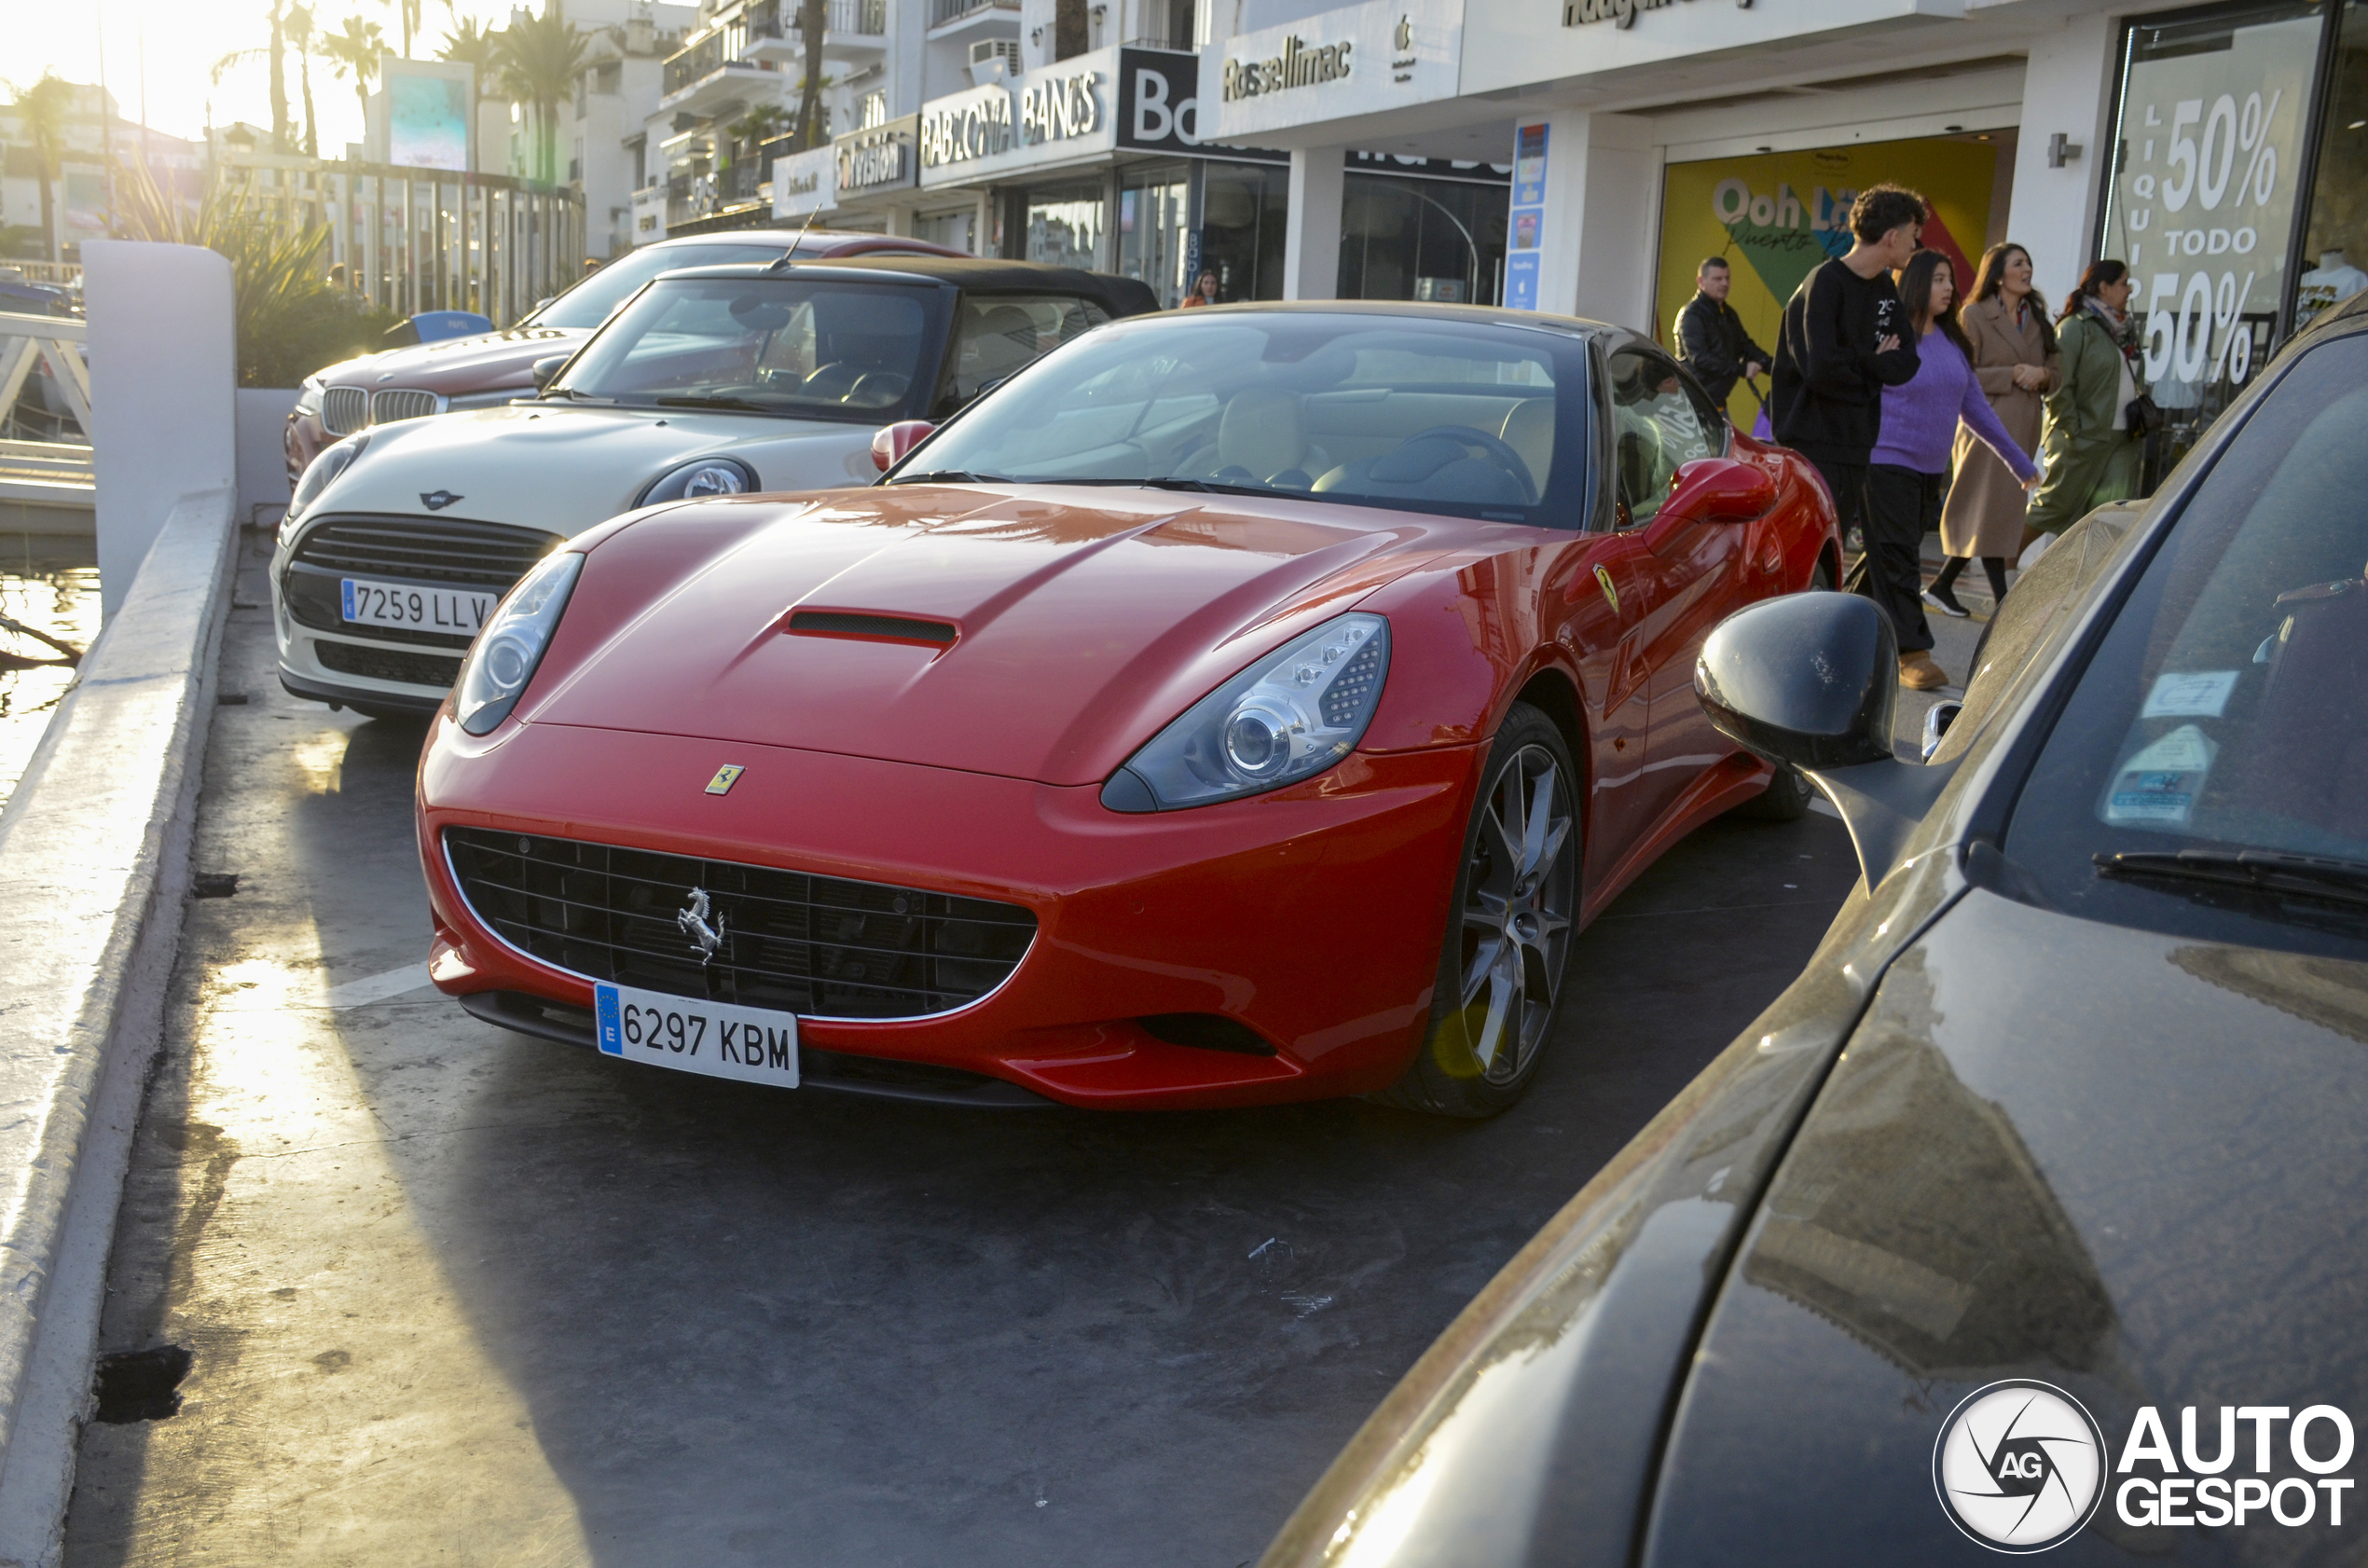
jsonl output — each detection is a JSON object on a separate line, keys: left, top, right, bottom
{"left": 1178, "top": 388, "right": 1331, "bottom": 488}
{"left": 1499, "top": 398, "right": 1555, "bottom": 491}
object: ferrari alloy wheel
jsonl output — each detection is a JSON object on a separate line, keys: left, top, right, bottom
{"left": 1377, "top": 704, "right": 1579, "bottom": 1118}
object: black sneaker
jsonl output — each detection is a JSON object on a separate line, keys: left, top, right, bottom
{"left": 1922, "top": 585, "right": 1970, "bottom": 618}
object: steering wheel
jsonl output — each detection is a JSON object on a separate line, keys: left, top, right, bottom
{"left": 1395, "top": 425, "right": 1539, "bottom": 504}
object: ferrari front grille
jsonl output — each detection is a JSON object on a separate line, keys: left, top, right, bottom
{"left": 444, "top": 828, "right": 1039, "bottom": 1022}
{"left": 370, "top": 388, "right": 442, "bottom": 424}
{"left": 314, "top": 640, "right": 463, "bottom": 688}
{"left": 321, "top": 386, "right": 368, "bottom": 435}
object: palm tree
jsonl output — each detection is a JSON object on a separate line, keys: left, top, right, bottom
{"left": 386, "top": 0, "right": 424, "bottom": 61}
{"left": 3, "top": 74, "right": 75, "bottom": 262}
{"left": 268, "top": 0, "right": 292, "bottom": 149}
{"left": 323, "top": 14, "right": 387, "bottom": 131}
{"left": 437, "top": 15, "right": 502, "bottom": 84}
{"left": 495, "top": 4, "right": 587, "bottom": 186}
{"left": 285, "top": 5, "right": 322, "bottom": 156}
{"left": 792, "top": 0, "right": 825, "bottom": 150}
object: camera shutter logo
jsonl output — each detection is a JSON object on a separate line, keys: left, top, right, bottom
{"left": 1934, "top": 1380, "right": 2108, "bottom": 1552}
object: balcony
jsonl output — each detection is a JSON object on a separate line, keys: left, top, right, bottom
{"left": 745, "top": 0, "right": 888, "bottom": 61}
{"left": 929, "top": 0, "right": 1020, "bottom": 32}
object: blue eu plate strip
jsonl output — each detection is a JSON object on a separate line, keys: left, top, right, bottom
{"left": 339, "top": 579, "right": 356, "bottom": 621}
{"left": 594, "top": 983, "right": 624, "bottom": 1056}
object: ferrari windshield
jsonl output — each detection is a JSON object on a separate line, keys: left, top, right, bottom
{"left": 529, "top": 241, "right": 791, "bottom": 330}
{"left": 901, "top": 311, "right": 1582, "bottom": 524}
{"left": 552, "top": 275, "right": 943, "bottom": 420}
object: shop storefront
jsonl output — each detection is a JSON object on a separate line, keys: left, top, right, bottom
{"left": 767, "top": 114, "right": 931, "bottom": 237}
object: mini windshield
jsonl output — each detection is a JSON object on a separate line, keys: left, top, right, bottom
{"left": 2004, "top": 332, "right": 2368, "bottom": 950}
{"left": 528, "top": 242, "right": 790, "bottom": 330}
{"left": 552, "top": 275, "right": 943, "bottom": 421}
{"left": 900, "top": 311, "right": 1584, "bottom": 525}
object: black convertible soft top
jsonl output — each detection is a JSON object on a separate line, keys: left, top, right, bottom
{"left": 668, "top": 253, "right": 1163, "bottom": 321}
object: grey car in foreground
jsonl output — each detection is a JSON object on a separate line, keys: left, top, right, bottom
{"left": 1260, "top": 297, "right": 2368, "bottom": 1565}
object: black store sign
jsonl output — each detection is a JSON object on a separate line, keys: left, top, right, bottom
{"left": 1118, "top": 48, "right": 1287, "bottom": 162}
{"left": 835, "top": 115, "right": 920, "bottom": 196}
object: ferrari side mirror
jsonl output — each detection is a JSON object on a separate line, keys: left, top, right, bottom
{"left": 872, "top": 420, "right": 935, "bottom": 473}
{"left": 530, "top": 354, "right": 569, "bottom": 392}
{"left": 1665, "top": 457, "right": 1776, "bottom": 524}
{"left": 1696, "top": 594, "right": 1959, "bottom": 890}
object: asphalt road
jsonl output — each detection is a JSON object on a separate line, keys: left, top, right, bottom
{"left": 62, "top": 530, "right": 1981, "bottom": 1567}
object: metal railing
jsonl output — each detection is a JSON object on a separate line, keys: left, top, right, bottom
{"left": 0, "top": 263, "right": 81, "bottom": 290}
{"left": 0, "top": 309, "right": 93, "bottom": 504}
{"left": 830, "top": 0, "right": 888, "bottom": 34}
{"left": 931, "top": 0, "right": 1020, "bottom": 26}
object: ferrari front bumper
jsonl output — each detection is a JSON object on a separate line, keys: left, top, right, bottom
{"left": 418, "top": 717, "right": 1485, "bottom": 1110}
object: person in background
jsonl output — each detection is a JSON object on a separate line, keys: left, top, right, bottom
{"left": 2027, "top": 259, "right": 2143, "bottom": 539}
{"left": 1674, "top": 255, "right": 1770, "bottom": 406}
{"left": 584, "top": 257, "right": 603, "bottom": 277}
{"left": 1178, "top": 270, "right": 1218, "bottom": 309}
{"left": 1866, "top": 249, "right": 2042, "bottom": 690}
{"left": 1770, "top": 182, "right": 1926, "bottom": 576}
{"left": 1927, "top": 241, "right": 2059, "bottom": 617}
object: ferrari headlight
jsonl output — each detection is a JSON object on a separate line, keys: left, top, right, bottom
{"left": 637, "top": 456, "right": 755, "bottom": 506}
{"left": 453, "top": 551, "right": 584, "bottom": 735}
{"left": 1102, "top": 612, "right": 1391, "bottom": 812}
{"left": 282, "top": 432, "right": 369, "bottom": 545}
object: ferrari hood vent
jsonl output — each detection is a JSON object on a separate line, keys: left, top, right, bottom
{"left": 786, "top": 611, "right": 958, "bottom": 647}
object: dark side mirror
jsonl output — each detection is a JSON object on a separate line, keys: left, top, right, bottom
{"left": 1696, "top": 593, "right": 1960, "bottom": 889}
{"left": 530, "top": 354, "right": 569, "bottom": 392}
{"left": 1665, "top": 456, "right": 1776, "bottom": 524}
{"left": 1694, "top": 592, "right": 1897, "bottom": 768}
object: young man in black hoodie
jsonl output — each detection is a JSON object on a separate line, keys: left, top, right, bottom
{"left": 1769, "top": 184, "right": 1928, "bottom": 669}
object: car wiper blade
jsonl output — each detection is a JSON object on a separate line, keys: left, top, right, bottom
{"left": 650, "top": 394, "right": 772, "bottom": 412}
{"left": 2094, "top": 848, "right": 2368, "bottom": 910}
{"left": 888, "top": 469, "right": 1010, "bottom": 485}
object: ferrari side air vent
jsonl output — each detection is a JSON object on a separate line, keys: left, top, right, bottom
{"left": 786, "top": 611, "right": 958, "bottom": 646}
{"left": 1137, "top": 1013, "right": 1277, "bottom": 1056}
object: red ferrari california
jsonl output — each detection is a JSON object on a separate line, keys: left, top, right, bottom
{"left": 416, "top": 301, "right": 1840, "bottom": 1115}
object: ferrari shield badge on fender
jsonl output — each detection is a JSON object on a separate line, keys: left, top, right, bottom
{"left": 1594, "top": 565, "right": 1619, "bottom": 614}
{"left": 705, "top": 764, "right": 746, "bottom": 796}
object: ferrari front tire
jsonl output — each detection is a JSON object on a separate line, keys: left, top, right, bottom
{"left": 1374, "top": 703, "right": 1580, "bottom": 1119}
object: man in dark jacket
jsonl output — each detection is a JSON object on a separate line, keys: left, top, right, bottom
{"left": 1673, "top": 257, "right": 1769, "bottom": 406}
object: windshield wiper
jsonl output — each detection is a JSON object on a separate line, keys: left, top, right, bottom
{"left": 650, "top": 394, "right": 773, "bottom": 413}
{"left": 888, "top": 469, "right": 1010, "bottom": 485}
{"left": 2094, "top": 848, "right": 2368, "bottom": 911}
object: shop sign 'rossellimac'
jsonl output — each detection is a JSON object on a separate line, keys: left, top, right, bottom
{"left": 1221, "top": 34, "right": 1354, "bottom": 100}
{"left": 1563, "top": 0, "right": 1683, "bottom": 29}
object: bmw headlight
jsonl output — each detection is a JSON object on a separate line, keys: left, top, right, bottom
{"left": 294, "top": 376, "right": 324, "bottom": 419}
{"left": 452, "top": 551, "right": 584, "bottom": 735}
{"left": 282, "top": 432, "right": 369, "bottom": 545}
{"left": 637, "top": 456, "right": 756, "bottom": 506}
{"left": 1102, "top": 612, "right": 1391, "bottom": 813}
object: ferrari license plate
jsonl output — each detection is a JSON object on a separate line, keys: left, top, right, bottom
{"left": 592, "top": 981, "right": 801, "bottom": 1089}
{"left": 340, "top": 576, "right": 497, "bottom": 633}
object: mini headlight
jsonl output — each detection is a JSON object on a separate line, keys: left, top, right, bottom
{"left": 452, "top": 551, "right": 584, "bottom": 735}
{"left": 1102, "top": 612, "right": 1391, "bottom": 812}
{"left": 637, "top": 457, "right": 756, "bottom": 506}
{"left": 282, "top": 432, "right": 369, "bottom": 545}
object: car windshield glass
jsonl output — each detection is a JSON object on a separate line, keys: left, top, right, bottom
{"left": 529, "top": 243, "right": 793, "bottom": 330}
{"left": 2004, "top": 332, "right": 2368, "bottom": 949}
{"left": 903, "top": 312, "right": 1582, "bottom": 525}
{"left": 554, "top": 276, "right": 942, "bottom": 420}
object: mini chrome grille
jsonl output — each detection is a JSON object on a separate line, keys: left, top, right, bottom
{"left": 321, "top": 386, "right": 368, "bottom": 435}
{"left": 370, "top": 388, "right": 442, "bottom": 424}
{"left": 445, "top": 828, "right": 1038, "bottom": 1021}
{"left": 292, "top": 516, "right": 563, "bottom": 586}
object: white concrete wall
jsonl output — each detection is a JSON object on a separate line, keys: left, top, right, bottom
{"left": 1520, "top": 110, "right": 1660, "bottom": 330}
{"left": 1284, "top": 145, "right": 1348, "bottom": 299}
{"left": 2003, "top": 11, "right": 2121, "bottom": 307}
{"left": 83, "top": 241, "right": 237, "bottom": 621}
{"left": 235, "top": 389, "right": 299, "bottom": 530}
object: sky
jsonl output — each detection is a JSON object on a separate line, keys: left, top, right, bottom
{"left": 11, "top": 0, "right": 514, "bottom": 149}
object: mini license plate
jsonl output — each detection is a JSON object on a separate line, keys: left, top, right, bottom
{"left": 592, "top": 981, "right": 800, "bottom": 1089}
{"left": 340, "top": 576, "right": 497, "bottom": 633}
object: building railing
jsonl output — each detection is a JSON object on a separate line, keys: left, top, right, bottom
{"left": 0, "top": 309, "right": 94, "bottom": 502}
{"left": 0, "top": 263, "right": 82, "bottom": 290}
{"left": 830, "top": 0, "right": 889, "bottom": 34}
{"left": 931, "top": 0, "right": 1020, "bottom": 26}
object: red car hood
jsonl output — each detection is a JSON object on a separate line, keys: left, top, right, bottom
{"left": 318, "top": 325, "right": 584, "bottom": 396}
{"left": 529, "top": 485, "right": 1471, "bottom": 786}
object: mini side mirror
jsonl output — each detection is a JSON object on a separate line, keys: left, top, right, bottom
{"left": 1665, "top": 457, "right": 1777, "bottom": 524}
{"left": 872, "top": 419, "right": 935, "bottom": 473}
{"left": 530, "top": 354, "right": 569, "bottom": 392}
{"left": 1695, "top": 592, "right": 1897, "bottom": 770}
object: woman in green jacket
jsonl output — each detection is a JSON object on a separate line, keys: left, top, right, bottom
{"left": 2027, "top": 259, "right": 2143, "bottom": 538}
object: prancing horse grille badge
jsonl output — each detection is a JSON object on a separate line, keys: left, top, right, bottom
{"left": 705, "top": 764, "right": 745, "bottom": 796}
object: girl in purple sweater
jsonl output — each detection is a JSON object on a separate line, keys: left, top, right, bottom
{"left": 1864, "top": 250, "right": 2042, "bottom": 691}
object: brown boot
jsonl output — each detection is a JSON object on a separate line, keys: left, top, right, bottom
{"left": 1899, "top": 652, "right": 1948, "bottom": 692}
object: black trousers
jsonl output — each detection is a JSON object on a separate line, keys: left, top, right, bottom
{"left": 1809, "top": 457, "right": 1868, "bottom": 540}
{"left": 1857, "top": 463, "right": 1943, "bottom": 655}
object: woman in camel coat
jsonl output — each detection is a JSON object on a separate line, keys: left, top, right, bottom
{"left": 1927, "top": 243, "right": 2058, "bottom": 615}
